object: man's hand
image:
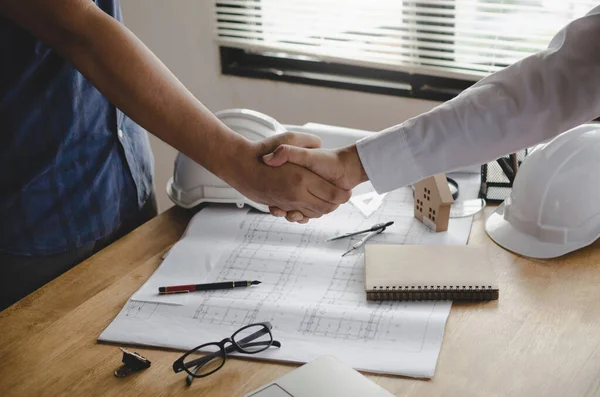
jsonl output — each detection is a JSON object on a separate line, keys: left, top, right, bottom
{"left": 225, "top": 133, "right": 353, "bottom": 223}
{"left": 262, "top": 144, "right": 369, "bottom": 222}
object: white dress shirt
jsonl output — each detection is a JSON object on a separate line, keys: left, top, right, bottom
{"left": 357, "top": 6, "right": 600, "bottom": 194}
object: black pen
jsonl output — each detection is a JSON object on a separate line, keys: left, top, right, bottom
{"left": 158, "top": 280, "right": 261, "bottom": 295}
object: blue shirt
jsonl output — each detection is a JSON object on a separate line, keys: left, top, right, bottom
{"left": 0, "top": 0, "right": 154, "bottom": 256}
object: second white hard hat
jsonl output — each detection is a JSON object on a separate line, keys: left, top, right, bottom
{"left": 485, "top": 124, "right": 600, "bottom": 259}
{"left": 166, "top": 109, "right": 286, "bottom": 212}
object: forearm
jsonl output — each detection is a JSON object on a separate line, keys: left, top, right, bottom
{"left": 73, "top": 10, "right": 247, "bottom": 181}
{"left": 357, "top": 7, "right": 600, "bottom": 193}
{"left": 1, "top": 0, "right": 246, "bottom": 182}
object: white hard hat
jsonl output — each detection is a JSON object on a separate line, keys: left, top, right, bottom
{"left": 485, "top": 124, "right": 600, "bottom": 259}
{"left": 166, "top": 109, "right": 286, "bottom": 212}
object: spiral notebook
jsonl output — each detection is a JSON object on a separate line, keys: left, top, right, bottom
{"left": 365, "top": 245, "right": 498, "bottom": 301}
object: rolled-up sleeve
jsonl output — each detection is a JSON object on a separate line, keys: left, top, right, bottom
{"left": 357, "top": 6, "right": 600, "bottom": 194}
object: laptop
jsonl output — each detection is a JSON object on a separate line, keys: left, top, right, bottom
{"left": 245, "top": 356, "right": 395, "bottom": 397}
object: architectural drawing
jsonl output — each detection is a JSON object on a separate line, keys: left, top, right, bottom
{"left": 100, "top": 175, "right": 480, "bottom": 377}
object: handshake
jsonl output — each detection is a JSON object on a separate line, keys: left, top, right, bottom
{"left": 228, "top": 132, "right": 369, "bottom": 224}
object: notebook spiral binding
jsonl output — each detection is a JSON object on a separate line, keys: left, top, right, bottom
{"left": 366, "top": 285, "right": 499, "bottom": 301}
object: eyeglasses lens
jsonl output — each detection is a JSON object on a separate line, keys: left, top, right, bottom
{"left": 232, "top": 324, "right": 273, "bottom": 354}
{"left": 183, "top": 343, "right": 225, "bottom": 377}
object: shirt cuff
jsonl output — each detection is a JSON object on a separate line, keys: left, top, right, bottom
{"left": 356, "top": 123, "right": 423, "bottom": 194}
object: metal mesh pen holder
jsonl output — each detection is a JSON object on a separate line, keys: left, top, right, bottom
{"left": 479, "top": 149, "right": 528, "bottom": 204}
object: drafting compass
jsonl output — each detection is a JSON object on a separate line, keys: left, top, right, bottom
{"left": 327, "top": 221, "right": 394, "bottom": 257}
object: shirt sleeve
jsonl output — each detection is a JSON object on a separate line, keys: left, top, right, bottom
{"left": 356, "top": 6, "right": 600, "bottom": 194}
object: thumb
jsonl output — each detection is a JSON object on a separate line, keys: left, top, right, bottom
{"left": 263, "top": 144, "right": 311, "bottom": 167}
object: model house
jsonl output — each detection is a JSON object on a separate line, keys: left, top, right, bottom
{"left": 414, "top": 174, "right": 454, "bottom": 232}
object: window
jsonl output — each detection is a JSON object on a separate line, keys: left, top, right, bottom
{"left": 215, "top": 0, "right": 596, "bottom": 101}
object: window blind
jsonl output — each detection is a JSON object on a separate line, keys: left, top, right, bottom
{"left": 215, "top": 0, "right": 597, "bottom": 81}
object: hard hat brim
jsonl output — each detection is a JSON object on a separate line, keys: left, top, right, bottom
{"left": 166, "top": 177, "right": 269, "bottom": 213}
{"left": 485, "top": 203, "right": 587, "bottom": 259}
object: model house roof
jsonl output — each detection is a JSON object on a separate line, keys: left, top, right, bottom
{"left": 415, "top": 174, "right": 454, "bottom": 205}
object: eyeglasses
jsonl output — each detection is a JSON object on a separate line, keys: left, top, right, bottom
{"left": 172, "top": 322, "right": 281, "bottom": 385}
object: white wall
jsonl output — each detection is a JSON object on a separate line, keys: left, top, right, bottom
{"left": 121, "top": 0, "right": 442, "bottom": 212}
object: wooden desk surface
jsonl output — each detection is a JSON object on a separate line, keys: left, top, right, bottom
{"left": 1, "top": 206, "right": 600, "bottom": 397}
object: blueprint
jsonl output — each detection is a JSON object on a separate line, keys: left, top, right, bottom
{"left": 99, "top": 174, "right": 479, "bottom": 377}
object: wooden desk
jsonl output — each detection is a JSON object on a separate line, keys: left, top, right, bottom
{"left": 1, "top": 206, "right": 600, "bottom": 397}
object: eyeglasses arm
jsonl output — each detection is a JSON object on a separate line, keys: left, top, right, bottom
{"left": 235, "top": 325, "right": 271, "bottom": 346}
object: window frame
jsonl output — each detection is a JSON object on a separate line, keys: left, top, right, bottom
{"left": 220, "top": 46, "right": 475, "bottom": 102}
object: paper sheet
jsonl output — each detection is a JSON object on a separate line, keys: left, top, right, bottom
{"left": 99, "top": 173, "right": 480, "bottom": 377}
{"left": 130, "top": 206, "right": 250, "bottom": 305}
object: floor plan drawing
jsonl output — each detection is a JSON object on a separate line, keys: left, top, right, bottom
{"left": 100, "top": 175, "right": 480, "bottom": 377}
